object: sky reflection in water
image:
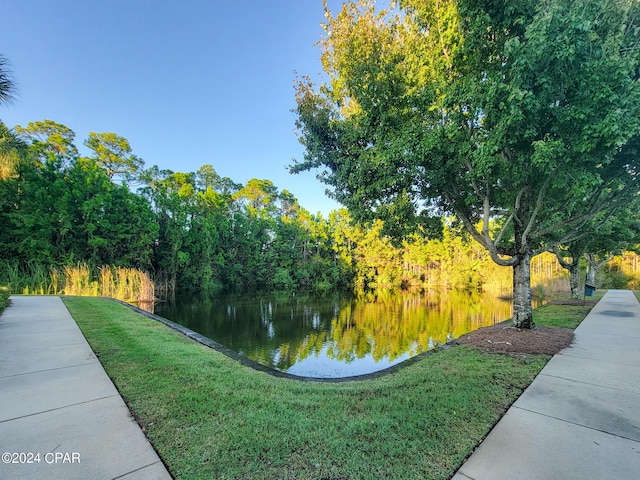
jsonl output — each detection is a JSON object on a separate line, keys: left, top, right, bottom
{"left": 155, "top": 289, "right": 513, "bottom": 378}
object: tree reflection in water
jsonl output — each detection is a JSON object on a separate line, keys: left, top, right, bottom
{"left": 155, "top": 289, "right": 513, "bottom": 378}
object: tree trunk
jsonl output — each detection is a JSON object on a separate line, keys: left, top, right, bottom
{"left": 569, "top": 263, "right": 581, "bottom": 299}
{"left": 512, "top": 252, "right": 534, "bottom": 329}
{"left": 552, "top": 247, "right": 583, "bottom": 300}
{"left": 586, "top": 254, "right": 597, "bottom": 286}
{"left": 586, "top": 253, "right": 610, "bottom": 286}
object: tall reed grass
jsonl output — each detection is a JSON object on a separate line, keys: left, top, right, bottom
{"left": 0, "top": 260, "right": 155, "bottom": 304}
{"left": 0, "top": 260, "right": 55, "bottom": 295}
{"left": 97, "top": 265, "right": 155, "bottom": 302}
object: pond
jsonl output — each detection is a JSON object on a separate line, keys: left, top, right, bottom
{"left": 154, "top": 289, "right": 514, "bottom": 378}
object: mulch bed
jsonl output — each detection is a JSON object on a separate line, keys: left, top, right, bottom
{"left": 454, "top": 323, "right": 574, "bottom": 356}
{"left": 454, "top": 298, "right": 598, "bottom": 356}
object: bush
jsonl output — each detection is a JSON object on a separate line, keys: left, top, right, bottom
{"left": 0, "top": 286, "right": 9, "bottom": 316}
{"left": 273, "top": 267, "right": 296, "bottom": 292}
{"left": 599, "top": 270, "right": 634, "bottom": 289}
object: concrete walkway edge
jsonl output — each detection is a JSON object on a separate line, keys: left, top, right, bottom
{"left": 452, "top": 289, "right": 640, "bottom": 480}
{"left": 0, "top": 296, "right": 172, "bottom": 480}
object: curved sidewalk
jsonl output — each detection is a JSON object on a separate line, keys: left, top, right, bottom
{"left": 453, "top": 289, "right": 640, "bottom": 480}
{"left": 0, "top": 296, "right": 172, "bottom": 480}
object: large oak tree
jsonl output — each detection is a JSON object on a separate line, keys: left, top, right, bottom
{"left": 292, "top": 0, "right": 640, "bottom": 327}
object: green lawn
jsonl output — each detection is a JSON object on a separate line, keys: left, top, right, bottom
{"left": 62, "top": 296, "right": 596, "bottom": 480}
{"left": 532, "top": 294, "right": 604, "bottom": 329}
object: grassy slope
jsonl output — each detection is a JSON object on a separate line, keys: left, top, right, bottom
{"left": 63, "top": 296, "right": 593, "bottom": 480}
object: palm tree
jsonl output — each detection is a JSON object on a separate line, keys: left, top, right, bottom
{"left": 0, "top": 54, "right": 16, "bottom": 106}
{"left": 0, "top": 121, "right": 28, "bottom": 180}
{"left": 0, "top": 56, "right": 26, "bottom": 179}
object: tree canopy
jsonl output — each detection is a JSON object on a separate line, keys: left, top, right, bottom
{"left": 292, "top": 0, "right": 640, "bottom": 327}
{"left": 84, "top": 131, "right": 144, "bottom": 182}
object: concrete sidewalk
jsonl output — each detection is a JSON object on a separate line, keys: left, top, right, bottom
{"left": 0, "top": 296, "right": 172, "bottom": 480}
{"left": 453, "top": 290, "right": 640, "bottom": 480}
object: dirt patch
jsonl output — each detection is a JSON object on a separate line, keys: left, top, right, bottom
{"left": 454, "top": 322, "right": 574, "bottom": 356}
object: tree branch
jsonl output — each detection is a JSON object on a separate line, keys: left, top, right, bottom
{"left": 522, "top": 173, "right": 553, "bottom": 248}
{"left": 449, "top": 193, "right": 519, "bottom": 267}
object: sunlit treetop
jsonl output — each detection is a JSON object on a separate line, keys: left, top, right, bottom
{"left": 293, "top": 0, "right": 640, "bottom": 327}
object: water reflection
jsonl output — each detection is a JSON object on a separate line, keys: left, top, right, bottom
{"left": 155, "top": 289, "right": 513, "bottom": 378}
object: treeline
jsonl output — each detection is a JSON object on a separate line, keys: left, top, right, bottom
{"left": 2, "top": 119, "right": 628, "bottom": 297}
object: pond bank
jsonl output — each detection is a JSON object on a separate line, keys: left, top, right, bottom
{"left": 113, "top": 297, "right": 451, "bottom": 383}
{"left": 152, "top": 289, "right": 516, "bottom": 378}
{"left": 60, "top": 295, "right": 579, "bottom": 479}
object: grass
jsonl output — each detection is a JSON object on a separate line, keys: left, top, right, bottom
{"left": 0, "top": 259, "right": 154, "bottom": 303}
{"left": 533, "top": 293, "right": 605, "bottom": 329}
{"left": 0, "top": 259, "right": 54, "bottom": 294}
{"left": 61, "top": 295, "right": 597, "bottom": 480}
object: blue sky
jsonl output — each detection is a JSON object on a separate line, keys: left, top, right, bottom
{"left": 0, "top": 1, "right": 346, "bottom": 215}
